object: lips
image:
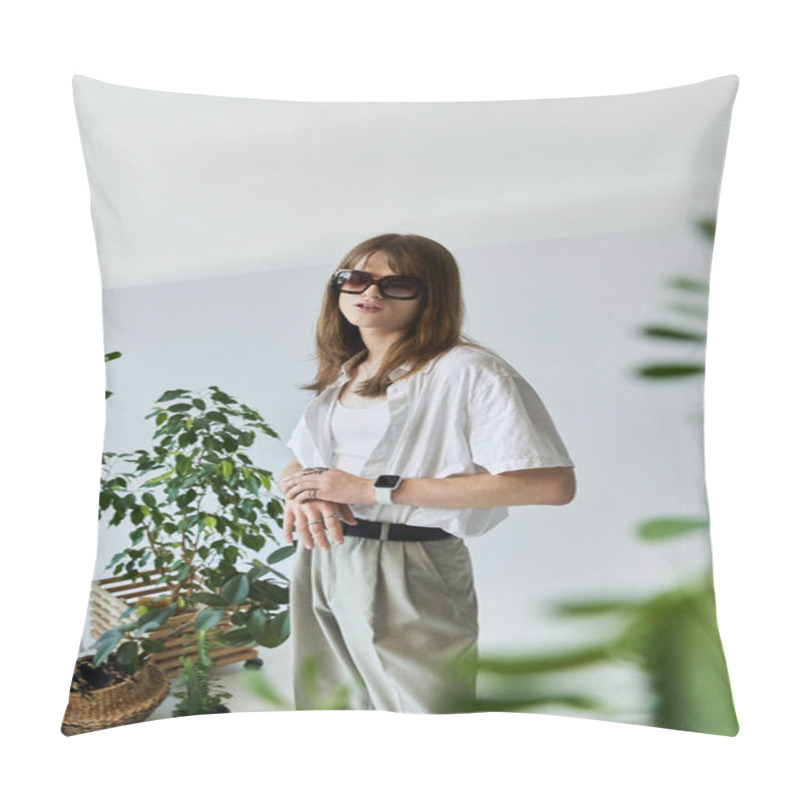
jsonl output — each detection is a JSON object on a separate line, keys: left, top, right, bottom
{"left": 356, "top": 303, "right": 382, "bottom": 311}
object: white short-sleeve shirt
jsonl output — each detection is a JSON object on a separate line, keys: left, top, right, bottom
{"left": 286, "top": 344, "right": 574, "bottom": 538}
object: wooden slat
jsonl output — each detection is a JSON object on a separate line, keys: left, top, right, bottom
{"left": 94, "top": 580, "right": 169, "bottom": 594}
{"left": 88, "top": 580, "right": 260, "bottom": 672}
{"left": 154, "top": 648, "right": 259, "bottom": 675}
{"left": 96, "top": 569, "right": 166, "bottom": 585}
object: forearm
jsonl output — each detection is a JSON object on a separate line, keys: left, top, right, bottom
{"left": 385, "top": 468, "right": 574, "bottom": 508}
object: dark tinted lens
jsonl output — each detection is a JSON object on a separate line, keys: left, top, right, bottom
{"left": 337, "top": 271, "right": 370, "bottom": 291}
{"left": 380, "top": 276, "right": 419, "bottom": 298}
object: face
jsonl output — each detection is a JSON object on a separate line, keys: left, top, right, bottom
{"left": 337, "top": 251, "right": 424, "bottom": 334}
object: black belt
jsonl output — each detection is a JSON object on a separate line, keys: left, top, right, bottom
{"left": 345, "top": 517, "right": 455, "bottom": 541}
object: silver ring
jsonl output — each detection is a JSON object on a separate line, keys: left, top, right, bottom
{"left": 307, "top": 520, "right": 325, "bottom": 526}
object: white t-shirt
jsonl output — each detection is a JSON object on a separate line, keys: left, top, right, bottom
{"left": 286, "top": 343, "right": 574, "bottom": 538}
{"left": 330, "top": 400, "right": 390, "bottom": 476}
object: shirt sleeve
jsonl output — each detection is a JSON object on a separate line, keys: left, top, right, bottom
{"left": 467, "top": 372, "right": 575, "bottom": 474}
{"left": 285, "top": 415, "right": 308, "bottom": 466}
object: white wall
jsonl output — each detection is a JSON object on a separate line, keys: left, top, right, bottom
{"left": 90, "top": 223, "right": 713, "bottom": 674}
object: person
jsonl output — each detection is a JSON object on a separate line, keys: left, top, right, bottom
{"left": 278, "top": 232, "right": 576, "bottom": 713}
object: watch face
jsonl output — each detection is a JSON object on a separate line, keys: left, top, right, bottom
{"left": 374, "top": 474, "right": 401, "bottom": 489}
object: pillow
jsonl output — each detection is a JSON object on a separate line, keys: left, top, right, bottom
{"left": 63, "top": 74, "right": 739, "bottom": 736}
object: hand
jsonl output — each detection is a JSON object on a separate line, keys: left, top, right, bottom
{"left": 280, "top": 467, "right": 375, "bottom": 507}
{"left": 282, "top": 497, "right": 357, "bottom": 550}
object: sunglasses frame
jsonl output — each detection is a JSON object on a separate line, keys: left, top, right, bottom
{"left": 331, "top": 269, "right": 425, "bottom": 300}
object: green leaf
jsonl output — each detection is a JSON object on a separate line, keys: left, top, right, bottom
{"left": 222, "top": 435, "right": 238, "bottom": 453}
{"left": 195, "top": 608, "right": 224, "bottom": 631}
{"left": 636, "top": 364, "right": 705, "bottom": 379}
{"left": 260, "top": 610, "right": 291, "bottom": 648}
{"left": 477, "top": 644, "right": 612, "bottom": 675}
{"left": 669, "top": 276, "right": 709, "bottom": 293}
{"left": 220, "top": 627, "right": 255, "bottom": 646}
{"left": 229, "top": 610, "right": 250, "bottom": 626}
{"left": 555, "top": 599, "right": 638, "bottom": 616}
{"left": 203, "top": 514, "right": 217, "bottom": 529}
{"left": 246, "top": 565, "right": 269, "bottom": 582}
{"left": 248, "top": 609, "right": 269, "bottom": 643}
{"left": 639, "top": 325, "right": 706, "bottom": 343}
{"left": 193, "top": 591, "right": 226, "bottom": 607}
{"left": 92, "top": 629, "right": 123, "bottom": 665}
{"left": 696, "top": 218, "right": 716, "bottom": 241}
{"left": 242, "top": 531, "right": 266, "bottom": 551}
{"left": 220, "top": 545, "right": 238, "bottom": 564}
{"left": 221, "top": 574, "right": 250, "bottom": 606}
{"left": 116, "top": 640, "right": 139, "bottom": 669}
{"left": 252, "top": 581, "right": 289, "bottom": 605}
{"left": 156, "top": 389, "right": 190, "bottom": 401}
{"left": 267, "top": 545, "right": 296, "bottom": 564}
{"left": 637, "top": 518, "right": 709, "bottom": 540}
{"left": 136, "top": 603, "right": 177, "bottom": 632}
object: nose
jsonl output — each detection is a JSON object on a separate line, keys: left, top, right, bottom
{"left": 363, "top": 284, "right": 384, "bottom": 299}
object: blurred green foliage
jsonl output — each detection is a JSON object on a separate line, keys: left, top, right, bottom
{"left": 441, "top": 218, "right": 739, "bottom": 736}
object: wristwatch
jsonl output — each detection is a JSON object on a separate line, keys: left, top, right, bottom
{"left": 373, "top": 474, "right": 403, "bottom": 505}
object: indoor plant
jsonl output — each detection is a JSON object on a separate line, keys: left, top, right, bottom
{"left": 91, "top": 385, "right": 294, "bottom": 708}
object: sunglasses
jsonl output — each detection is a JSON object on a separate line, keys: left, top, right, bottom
{"left": 332, "top": 269, "right": 425, "bottom": 300}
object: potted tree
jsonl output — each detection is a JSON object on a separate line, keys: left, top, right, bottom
{"left": 89, "top": 385, "right": 293, "bottom": 715}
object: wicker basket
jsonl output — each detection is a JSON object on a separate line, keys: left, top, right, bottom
{"left": 61, "top": 656, "right": 170, "bottom": 736}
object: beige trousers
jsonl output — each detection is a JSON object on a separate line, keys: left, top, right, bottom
{"left": 289, "top": 531, "right": 479, "bottom": 713}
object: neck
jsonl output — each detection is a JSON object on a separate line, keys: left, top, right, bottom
{"left": 359, "top": 330, "right": 403, "bottom": 368}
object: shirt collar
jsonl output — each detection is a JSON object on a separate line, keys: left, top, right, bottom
{"left": 336, "top": 351, "right": 436, "bottom": 384}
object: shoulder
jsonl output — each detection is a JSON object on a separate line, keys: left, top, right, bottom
{"left": 431, "top": 343, "right": 518, "bottom": 379}
{"left": 427, "top": 345, "right": 521, "bottom": 399}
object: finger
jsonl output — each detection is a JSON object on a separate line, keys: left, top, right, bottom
{"left": 307, "top": 517, "right": 331, "bottom": 551}
{"left": 327, "top": 514, "right": 344, "bottom": 546}
{"left": 292, "top": 482, "right": 314, "bottom": 502}
{"left": 297, "top": 520, "right": 314, "bottom": 550}
{"left": 283, "top": 506, "right": 295, "bottom": 544}
{"left": 338, "top": 503, "right": 358, "bottom": 525}
{"left": 295, "top": 513, "right": 315, "bottom": 550}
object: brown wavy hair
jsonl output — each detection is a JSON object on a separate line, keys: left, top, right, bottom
{"left": 298, "top": 233, "right": 498, "bottom": 397}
